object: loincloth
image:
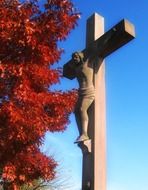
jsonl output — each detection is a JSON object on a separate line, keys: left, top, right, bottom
{"left": 78, "top": 85, "right": 95, "bottom": 100}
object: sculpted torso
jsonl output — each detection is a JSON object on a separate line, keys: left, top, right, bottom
{"left": 75, "top": 58, "right": 94, "bottom": 89}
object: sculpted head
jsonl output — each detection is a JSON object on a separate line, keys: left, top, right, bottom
{"left": 72, "top": 52, "right": 84, "bottom": 65}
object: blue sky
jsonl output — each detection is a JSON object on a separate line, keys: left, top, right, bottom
{"left": 42, "top": 0, "right": 148, "bottom": 189}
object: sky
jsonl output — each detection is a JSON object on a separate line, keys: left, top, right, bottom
{"left": 42, "top": 0, "right": 148, "bottom": 190}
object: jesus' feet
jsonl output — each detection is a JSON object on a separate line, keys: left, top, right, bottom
{"left": 75, "top": 134, "right": 89, "bottom": 143}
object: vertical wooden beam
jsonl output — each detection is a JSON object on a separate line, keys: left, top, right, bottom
{"left": 86, "top": 13, "right": 106, "bottom": 190}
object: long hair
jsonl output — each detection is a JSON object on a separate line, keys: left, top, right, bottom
{"left": 72, "top": 52, "right": 84, "bottom": 64}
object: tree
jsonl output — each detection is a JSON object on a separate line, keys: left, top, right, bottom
{"left": 0, "top": 0, "right": 79, "bottom": 189}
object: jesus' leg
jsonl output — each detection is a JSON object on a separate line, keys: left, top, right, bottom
{"left": 75, "top": 97, "right": 94, "bottom": 142}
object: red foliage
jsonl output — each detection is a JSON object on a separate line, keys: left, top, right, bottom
{"left": 0, "top": 0, "right": 79, "bottom": 189}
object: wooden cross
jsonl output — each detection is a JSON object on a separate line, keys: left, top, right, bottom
{"left": 63, "top": 13, "right": 135, "bottom": 190}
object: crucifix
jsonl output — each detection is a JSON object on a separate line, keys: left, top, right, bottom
{"left": 63, "top": 13, "right": 135, "bottom": 190}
